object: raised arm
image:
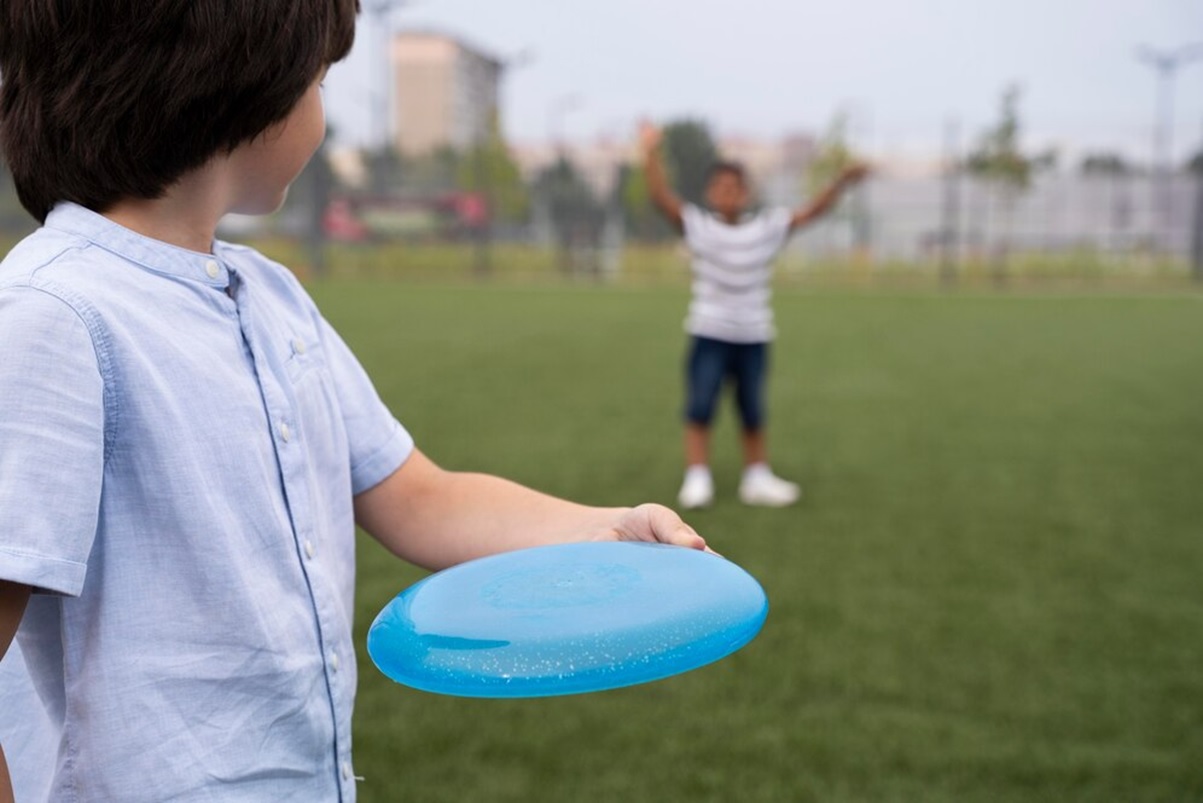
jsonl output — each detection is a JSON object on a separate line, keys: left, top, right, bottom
{"left": 0, "top": 580, "right": 31, "bottom": 803}
{"left": 790, "top": 163, "right": 870, "bottom": 231}
{"left": 639, "top": 122, "right": 684, "bottom": 231}
{"left": 354, "top": 449, "right": 707, "bottom": 572}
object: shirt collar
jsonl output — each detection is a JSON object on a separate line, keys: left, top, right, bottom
{"left": 44, "top": 202, "right": 231, "bottom": 289}
{"left": 704, "top": 207, "right": 754, "bottom": 225}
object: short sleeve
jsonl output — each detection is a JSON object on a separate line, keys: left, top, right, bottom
{"left": 0, "top": 286, "right": 105, "bottom": 595}
{"left": 317, "top": 317, "right": 414, "bottom": 495}
{"left": 766, "top": 206, "right": 792, "bottom": 241}
{"left": 680, "top": 203, "right": 706, "bottom": 240}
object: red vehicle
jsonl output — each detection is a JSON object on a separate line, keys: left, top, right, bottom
{"left": 322, "top": 192, "right": 489, "bottom": 243}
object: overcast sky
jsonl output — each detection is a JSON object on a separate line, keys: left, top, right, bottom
{"left": 325, "top": 0, "right": 1203, "bottom": 165}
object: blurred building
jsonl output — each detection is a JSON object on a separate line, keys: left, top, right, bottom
{"left": 391, "top": 31, "right": 503, "bottom": 156}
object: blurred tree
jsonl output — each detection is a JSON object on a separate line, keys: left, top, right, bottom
{"left": 403, "top": 145, "right": 460, "bottom": 193}
{"left": 1190, "top": 149, "right": 1203, "bottom": 281}
{"left": 807, "top": 111, "right": 857, "bottom": 196}
{"left": 662, "top": 119, "right": 718, "bottom": 207}
{"left": 966, "top": 84, "right": 1033, "bottom": 281}
{"left": 456, "top": 115, "right": 530, "bottom": 225}
{"left": 533, "top": 156, "right": 603, "bottom": 275}
{"left": 618, "top": 163, "right": 648, "bottom": 227}
{"left": 363, "top": 146, "right": 407, "bottom": 194}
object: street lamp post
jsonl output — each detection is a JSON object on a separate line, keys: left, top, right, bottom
{"left": 1193, "top": 117, "right": 1203, "bottom": 281}
{"left": 940, "top": 118, "right": 962, "bottom": 286}
{"left": 543, "top": 95, "right": 583, "bottom": 274}
{"left": 1135, "top": 42, "right": 1203, "bottom": 253}
{"left": 548, "top": 94, "right": 583, "bottom": 157}
{"left": 470, "top": 49, "right": 534, "bottom": 278}
{"left": 363, "top": 0, "right": 411, "bottom": 151}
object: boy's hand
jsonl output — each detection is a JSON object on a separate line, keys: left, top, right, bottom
{"left": 638, "top": 121, "right": 663, "bottom": 156}
{"left": 790, "top": 161, "right": 872, "bottom": 231}
{"left": 592, "top": 504, "right": 709, "bottom": 552}
{"left": 636, "top": 120, "right": 685, "bottom": 230}
{"left": 838, "top": 162, "right": 871, "bottom": 186}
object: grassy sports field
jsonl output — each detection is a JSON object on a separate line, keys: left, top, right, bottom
{"left": 311, "top": 279, "right": 1203, "bottom": 802}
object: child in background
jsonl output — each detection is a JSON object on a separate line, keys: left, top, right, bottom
{"left": 0, "top": 5, "right": 706, "bottom": 800}
{"left": 640, "top": 122, "right": 867, "bottom": 508}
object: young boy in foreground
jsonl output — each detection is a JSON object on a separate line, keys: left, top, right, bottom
{"left": 640, "top": 123, "right": 868, "bottom": 509}
{"left": 0, "top": 4, "right": 706, "bottom": 800}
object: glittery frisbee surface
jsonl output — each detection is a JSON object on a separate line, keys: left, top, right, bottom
{"left": 367, "top": 542, "right": 769, "bottom": 698}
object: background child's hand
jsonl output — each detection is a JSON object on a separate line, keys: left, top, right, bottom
{"left": 839, "top": 162, "right": 872, "bottom": 185}
{"left": 592, "top": 503, "right": 708, "bottom": 551}
{"left": 638, "top": 121, "right": 664, "bottom": 155}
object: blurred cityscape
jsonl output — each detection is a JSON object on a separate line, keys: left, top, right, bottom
{"left": 2, "top": 27, "right": 1201, "bottom": 284}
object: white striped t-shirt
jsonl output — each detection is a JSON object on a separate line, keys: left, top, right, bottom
{"left": 681, "top": 203, "right": 793, "bottom": 343}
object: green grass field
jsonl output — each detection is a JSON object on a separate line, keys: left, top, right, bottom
{"left": 309, "top": 281, "right": 1203, "bottom": 803}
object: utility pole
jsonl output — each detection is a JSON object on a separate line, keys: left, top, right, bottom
{"left": 939, "top": 118, "right": 961, "bottom": 286}
{"left": 548, "top": 94, "right": 583, "bottom": 157}
{"left": 364, "top": 0, "right": 411, "bottom": 151}
{"left": 1136, "top": 43, "right": 1203, "bottom": 254}
{"left": 305, "top": 141, "right": 333, "bottom": 279}
{"left": 472, "top": 50, "right": 534, "bottom": 279}
{"left": 1192, "top": 119, "right": 1203, "bottom": 282}
{"left": 545, "top": 94, "right": 583, "bottom": 275}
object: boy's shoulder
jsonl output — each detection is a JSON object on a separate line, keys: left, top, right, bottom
{"left": 0, "top": 211, "right": 308, "bottom": 305}
{"left": 0, "top": 223, "right": 93, "bottom": 289}
{"left": 0, "top": 223, "right": 118, "bottom": 336}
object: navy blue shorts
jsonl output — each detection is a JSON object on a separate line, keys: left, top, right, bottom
{"left": 684, "top": 336, "right": 769, "bottom": 430}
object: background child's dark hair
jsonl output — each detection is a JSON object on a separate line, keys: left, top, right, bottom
{"left": 706, "top": 161, "right": 748, "bottom": 186}
{"left": 0, "top": 0, "right": 359, "bottom": 222}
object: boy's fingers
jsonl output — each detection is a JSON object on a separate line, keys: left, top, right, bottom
{"left": 642, "top": 504, "right": 707, "bottom": 551}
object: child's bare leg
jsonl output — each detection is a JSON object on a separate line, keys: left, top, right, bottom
{"left": 679, "top": 424, "right": 715, "bottom": 508}
{"left": 684, "top": 423, "right": 711, "bottom": 467}
{"left": 740, "top": 428, "right": 768, "bottom": 467}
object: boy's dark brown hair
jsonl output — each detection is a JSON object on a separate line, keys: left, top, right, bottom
{"left": 0, "top": 0, "right": 359, "bottom": 222}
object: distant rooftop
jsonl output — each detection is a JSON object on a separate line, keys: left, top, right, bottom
{"left": 393, "top": 28, "right": 506, "bottom": 68}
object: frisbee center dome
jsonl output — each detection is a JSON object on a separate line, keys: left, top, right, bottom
{"left": 481, "top": 563, "right": 640, "bottom": 609}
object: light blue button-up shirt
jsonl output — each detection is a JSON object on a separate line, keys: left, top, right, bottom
{"left": 0, "top": 203, "right": 413, "bottom": 801}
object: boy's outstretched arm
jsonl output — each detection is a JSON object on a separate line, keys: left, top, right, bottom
{"left": 354, "top": 450, "right": 707, "bottom": 572}
{"left": 639, "top": 123, "right": 684, "bottom": 232}
{"left": 790, "top": 164, "right": 871, "bottom": 231}
{"left": 0, "top": 580, "right": 31, "bottom": 803}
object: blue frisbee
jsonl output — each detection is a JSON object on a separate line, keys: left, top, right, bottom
{"left": 367, "top": 541, "right": 768, "bottom": 698}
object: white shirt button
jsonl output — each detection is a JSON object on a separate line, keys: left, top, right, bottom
{"left": 331, "top": 652, "right": 341, "bottom": 672}
{"left": 341, "top": 762, "right": 352, "bottom": 782}
{"left": 204, "top": 260, "right": 220, "bottom": 279}
{"left": 292, "top": 339, "right": 307, "bottom": 355}
{"left": 279, "top": 422, "right": 291, "bottom": 443}
{"left": 304, "top": 540, "right": 315, "bottom": 560}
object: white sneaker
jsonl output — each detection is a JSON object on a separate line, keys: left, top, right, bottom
{"left": 738, "top": 467, "right": 801, "bottom": 507}
{"left": 677, "top": 468, "right": 714, "bottom": 509}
